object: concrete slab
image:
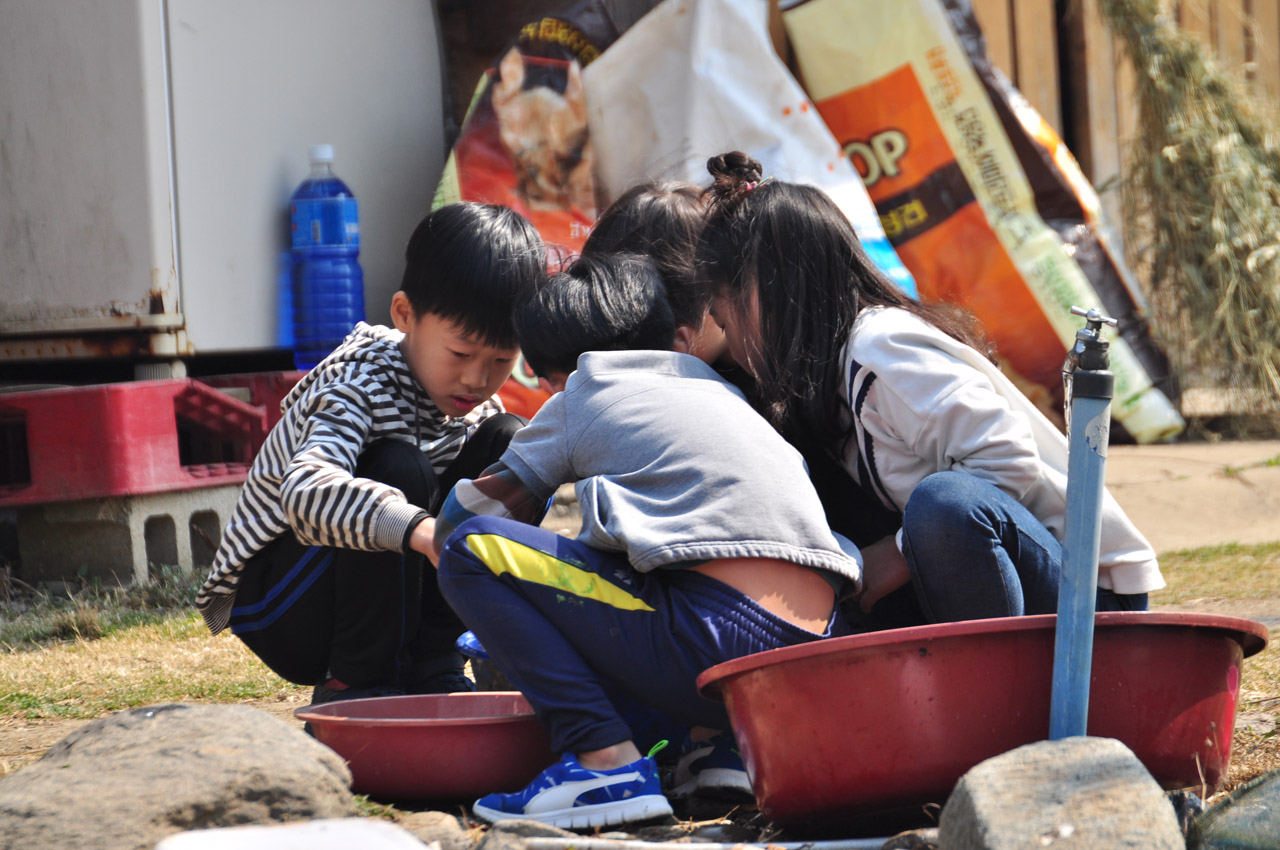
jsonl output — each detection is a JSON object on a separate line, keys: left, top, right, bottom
{"left": 1104, "top": 440, "right": 1280, "bottom": 554}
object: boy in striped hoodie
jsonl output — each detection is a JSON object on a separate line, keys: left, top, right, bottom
{"left": 195, "top": 202, "right": 545, "bottom": 704}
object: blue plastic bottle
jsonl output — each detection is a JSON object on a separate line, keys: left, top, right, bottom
{"left": 289, "top": 144, "right": 365, "bottom": 370}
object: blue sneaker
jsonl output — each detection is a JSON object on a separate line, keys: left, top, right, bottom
{"left": 668, "top": 732, "right": 753, "bottom": 801}
{"left": 472, "top": 752, "right": 673, "bottom": 829}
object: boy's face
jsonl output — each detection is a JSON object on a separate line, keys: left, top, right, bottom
{"left": 391, "top": 292, "right": 520, "bottom": 417}
{"left": 538, "top": 372, "right": 570, "bottom": 395}
{"left": 709, "top": 288, "right": 763, "bottom": 377}
{"left": 685, "top": 311, "right": 730, "bottom": 365}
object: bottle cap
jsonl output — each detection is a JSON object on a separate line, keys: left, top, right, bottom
{"left": 308, "top": 144, "right": 335, "bottom": 164}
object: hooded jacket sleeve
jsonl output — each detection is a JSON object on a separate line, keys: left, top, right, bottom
{"left": 848, "top": 311, "right": 1042, "bottom": 511}
{"left": 432, "top": 394, "right": 569, "bottom": 549}
{"left": 279, "top": 370, "right": 427, "bottom": 552}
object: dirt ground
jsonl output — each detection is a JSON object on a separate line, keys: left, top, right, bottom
{"left": 2, "top": 440, "right": 1277, "bottom": 784}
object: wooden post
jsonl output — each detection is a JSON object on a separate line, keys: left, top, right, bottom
{"left": 1014, "top": 0, "right": 1063, "bottom": 134}
{"left": 1251, "top": 0, "right": 1280, "bottom": 98}
{"left": 973, "top": 0, "right": 1016, "bottom": 76}
{"left": 1180, "top": 0, "right": 1214, "bottom": 45}
{"left": 1220, "top": 0, "right": 1250, "bottom": 74}
{"left": 1064, "top": 0, "right": 1124, "bottom": 232}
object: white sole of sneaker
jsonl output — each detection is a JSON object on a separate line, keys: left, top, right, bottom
{"left": 473, "top": 794, "right": 673, "bottom": 830}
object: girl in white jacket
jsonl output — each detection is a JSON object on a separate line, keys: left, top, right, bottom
{"left": 696, "top": 152, "right": 1163, "bottom": 626}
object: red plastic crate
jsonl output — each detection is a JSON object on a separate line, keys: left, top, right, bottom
{"left": 0, "top": 379, "right": 269, "bottom": 507}
{"left": 200, "top": 370, "right": 305, "bottom": 431}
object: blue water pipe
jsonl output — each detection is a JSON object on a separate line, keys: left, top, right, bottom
{"left": 1049, "top": 306, "right": 1119, "bottom": 740}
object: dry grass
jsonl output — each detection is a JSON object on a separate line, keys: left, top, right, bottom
{"left": 1154, "top": 541, "right": 1280, "bottom": 605}
{"left": 1227, "top": 637, "right": 1280, "bottom": 794}
{"left": 1154, "top": 540, "right": 1280, "bottom": 796}
{"left": 0, "top": 613, "right": 300, "bottom": 720}
{"left": 1101, "top": 0, "right": 1280, "bottom": 416}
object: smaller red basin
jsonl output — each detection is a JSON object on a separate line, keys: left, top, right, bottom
{"left": 697, "top": 612, "right": 1269, "bottom": 832}
{"left": 295, "top": 692, "right": 556, "bottom": 800}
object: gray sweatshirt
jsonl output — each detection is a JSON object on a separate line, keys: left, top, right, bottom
{"left": 439, "top": 349, "right": 862, "bottom": 588}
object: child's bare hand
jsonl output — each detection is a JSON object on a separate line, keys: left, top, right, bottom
{"left": 857, "top": 534, "right": 911, "bottom": 613}
{"left": 408, "top": 516, "right": 439, "bottom": 566}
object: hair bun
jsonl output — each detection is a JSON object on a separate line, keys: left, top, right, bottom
{"left": 705, "top": 151, "right": 765, "bottom": 212}
{"left": 706, "top": 152, "right": 763, "bottom": 184}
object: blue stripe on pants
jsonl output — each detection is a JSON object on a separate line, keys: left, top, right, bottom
{"left": 436, "top": 515, "right": 831, "bottom": 755}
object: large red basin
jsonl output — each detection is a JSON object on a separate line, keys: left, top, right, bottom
{"left": 697, "top": 612, "right": 1268, "bottom": 832}
{"left": 295, "top": 692, "right": 556, "bottom": 800}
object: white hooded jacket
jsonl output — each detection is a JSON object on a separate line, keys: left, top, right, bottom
{"left": 838, "top": 307, "right": 1162, "bottom": 595}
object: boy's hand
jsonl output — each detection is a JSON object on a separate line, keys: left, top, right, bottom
{"left": 856, "top": 534, "right": 911, "bottom": 613}
{"left": 408, "top": 516, "right": 439, "bottom": 566}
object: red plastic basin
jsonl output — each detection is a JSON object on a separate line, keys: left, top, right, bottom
{"left": 295, "top": 692, "right": 556, "bottom": 800}
{"left": 697, "top": 611, "right": 1268, "bottom": 832}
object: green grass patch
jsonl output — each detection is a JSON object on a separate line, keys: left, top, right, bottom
{"left": 0, "top": 608, "right": 302, "bottom": 721}
{"left": 0, "top": 565, "right": 205, "bottom": 651}
{"left": 1152, "top": 541, "right": 1280, "bottom": 605}
{"left": 355, "top": 795, "right": 404, "bottom": 820}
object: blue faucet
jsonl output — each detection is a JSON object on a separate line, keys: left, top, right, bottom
{"left": 1049, "top": 306, "right": 1119, "bottom": 740}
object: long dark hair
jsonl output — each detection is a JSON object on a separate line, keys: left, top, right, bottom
{"left": 696, "top": 151, "right": 993, "bottom": 457}
{"left": 582, "top": 181, "right": 707, "bottom": 329}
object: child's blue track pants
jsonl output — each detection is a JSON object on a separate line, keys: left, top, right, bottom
{"left": 436, "top": 514, "right": 840, "bottom": 755}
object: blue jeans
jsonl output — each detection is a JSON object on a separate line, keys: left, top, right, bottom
{"left": 436, "top": 515, "right": 841, "bottom": 754}
{"left": 897, "top": 471, "right": 1147, "bottom": 622}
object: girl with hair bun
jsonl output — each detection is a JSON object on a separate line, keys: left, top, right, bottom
{"left": 696, "top": 151, "right": 1163, "bottom": 629}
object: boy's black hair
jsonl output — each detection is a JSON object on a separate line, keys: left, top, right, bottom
{"left": 581, "top": 181, "right": 707, "bottom": 329}
{"left": 400, "top": 203, "right": 546, "bottom": 349}
{"left": 513, "top": 253, "right": 676, "bottom": 378}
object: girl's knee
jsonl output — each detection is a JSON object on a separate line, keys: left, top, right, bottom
{"left": 904, "top": 471, "right": 976, "bottom": 523}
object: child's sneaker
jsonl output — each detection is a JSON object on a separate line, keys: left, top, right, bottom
{"left": 304, "top": 679, "right": 403, "bottom": 738}
{"left": 310, "top": 678, "right": 403, "bottom": 706}
{"left": 668, "top": 732, "right": 753, "bottom": 801}
{"left": 472, "top": 752, "right": 673, "bottom": 830}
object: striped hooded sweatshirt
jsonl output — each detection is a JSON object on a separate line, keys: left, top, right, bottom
{"left": 195, "top": 323, "right": 502, "bottom": 634}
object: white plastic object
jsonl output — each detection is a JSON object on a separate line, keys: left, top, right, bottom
{"left": 153, "top": 818, "right": 429, "bottom": 849}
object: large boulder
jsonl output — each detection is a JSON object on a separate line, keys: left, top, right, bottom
{"left": 938, "top": 736, "right": 1184, "bottom": 849}
{"left": 0, "top": 702, "right": 355, "bottom": 850}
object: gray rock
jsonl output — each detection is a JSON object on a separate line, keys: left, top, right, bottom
{"left": 938, "top": 736, "right": 1184, "bottom": 849}
{"left": 400, "top": 810, "right": 480, "bottom": 850}
{"left": 477, "top": 819, "right": 579, "bottom": 850}
{"left": 0, "top": 702, "right": 355, "bottom": 850}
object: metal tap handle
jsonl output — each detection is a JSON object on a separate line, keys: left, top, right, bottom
{"left": 1069, "top": 305, "right": 1119, "bottom": 332}
{"left": 1064, "top": 306, "right": 1117, "bottom": 377}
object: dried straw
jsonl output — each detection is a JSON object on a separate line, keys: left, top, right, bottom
{"left": 1101, "top": 0, "right": 1280, "bottom": 420}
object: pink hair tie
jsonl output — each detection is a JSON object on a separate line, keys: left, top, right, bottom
{"left": 743, "top": 176, "right": 774, "bottom": 192}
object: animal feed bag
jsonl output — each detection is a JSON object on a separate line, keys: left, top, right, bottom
{"left": 581, "top": 0, "right": 917, "bottom": 296}
{"left": 781, "top": 0, "right": 1183, "bottom": 442}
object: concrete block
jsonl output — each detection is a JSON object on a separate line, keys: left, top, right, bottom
{"left": 938, "top": 736, "right": 1184, "bottom": 849}
{"left": 16, "top": 484, "right": 242, "bottom": 585}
